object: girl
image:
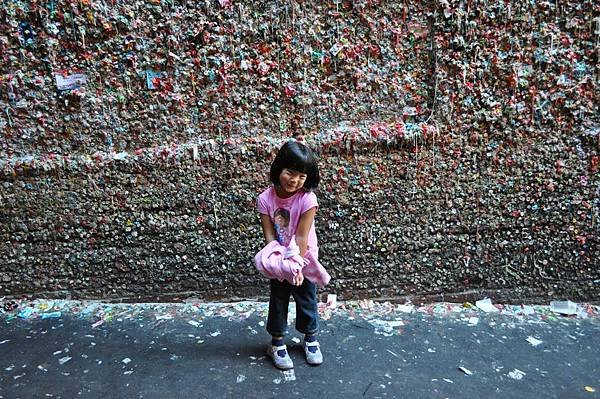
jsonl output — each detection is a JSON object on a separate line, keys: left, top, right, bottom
{"left": 257, "top": 140, "right": 323, "bottom": 369}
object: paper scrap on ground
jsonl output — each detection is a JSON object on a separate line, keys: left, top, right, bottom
{"left": 550, "top": 300, "right": 578, "bottom": 315}
{"left": 397, "top": 304, "right": 414, "bottom": 313}
{"left": 282, "top": 369, "right": 296, "bottom": 382}
{"left": 459, "top": 366, "right": 473, "bottom": 375}
{"left": 369, "top": 319, "right": 404, "bottom": 337}
{"left": 386, "top": 349, "right": 399, "bottom": 358}
{"left": 526, "top": 336, "right": 543, "bottom": 346}
{"left": 41, "top": 311, "right": 61, "bottom": 319}
{"left": 520, "top": 305, "right": 535, "bottom": 315}
{"left": 326, "top": 294, "right": 337, "bottom": 308}
{"left": 476, "top": 298, "right": 499, "bottom": 313}
{"left": 507, "top": 369, "right": 526, "bottom": 380}
{"left": 58, "top": 356, "right": 72, "bottom": 365}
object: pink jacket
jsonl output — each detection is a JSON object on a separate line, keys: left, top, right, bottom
{"left": 254, "top": 237, "right": 331, "bottom": 287}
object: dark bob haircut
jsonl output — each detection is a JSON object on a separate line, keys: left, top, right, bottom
{"left": 270, "top": 140, "right": 320, "bottom": 191}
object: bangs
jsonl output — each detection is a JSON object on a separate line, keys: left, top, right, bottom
{"left": 287, "top": 153, "right": 313, "bottom": 174}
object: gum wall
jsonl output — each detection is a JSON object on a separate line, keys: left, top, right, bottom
{"left": 1, "top": 0, "right": 598, "bottom": 301}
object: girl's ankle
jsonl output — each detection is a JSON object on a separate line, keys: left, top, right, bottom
{"left": 304, "top": 334, "right": 317, "bottom": 342}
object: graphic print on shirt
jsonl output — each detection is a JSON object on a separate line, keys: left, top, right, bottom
{"left": 273, "top": 207, "right": 290, "bottom": 245}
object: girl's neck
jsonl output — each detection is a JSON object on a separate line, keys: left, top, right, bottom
{"left": 274, "top": 186, "right": 299, "bottom": 199}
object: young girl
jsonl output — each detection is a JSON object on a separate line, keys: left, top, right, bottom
{"left": 257, "top": 140, "right": 323, "bottom": 370}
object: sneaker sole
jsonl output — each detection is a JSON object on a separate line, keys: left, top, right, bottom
{"left": 266, "top": 349, "right": 294, "bottom": 370}
{"left": 306, "top": 358, "right": 323, "bottom": 366}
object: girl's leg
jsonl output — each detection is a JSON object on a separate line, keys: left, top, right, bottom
{"left": 266, "top": 280, "right": 294, "bottom": 370}
{"left": 266, "top": 279, "right": 292, "bottom": 337}
{"left": 292, "top": 279, "right": 323, "bottom": 365}
{"left": 291, "top": 279, "right": 318, "bottom": 335}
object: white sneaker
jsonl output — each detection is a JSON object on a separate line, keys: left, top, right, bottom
{"left": 266, "top": 344, "right": 294, "bottom": 370}
{"left": 303, "top": 340, "right": 323, "bottom": 365}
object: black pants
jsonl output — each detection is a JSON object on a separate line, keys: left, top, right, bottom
{"left": 266, "top": 278, "right": 318, "bottom": 337}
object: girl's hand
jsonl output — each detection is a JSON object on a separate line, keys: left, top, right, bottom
{"left": 293, "top": 269, "right": 304, "bottom": 286}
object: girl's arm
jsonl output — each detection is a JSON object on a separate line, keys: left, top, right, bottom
{"left": 259, "top": 213, "right": 278, "bottom": 244}
{"left": 296, "top": 207, "right": 317, "bottom": 258}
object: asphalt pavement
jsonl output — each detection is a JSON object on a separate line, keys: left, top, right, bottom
{"left": 0, "top": 298, "right": 599, "bottom": 399}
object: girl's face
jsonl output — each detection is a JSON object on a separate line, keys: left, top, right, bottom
{"left": 278, "top": 168, "right": 307, "bottom": 196}
{"left": 274, "top": 214, "right": 287, "bottom": 226}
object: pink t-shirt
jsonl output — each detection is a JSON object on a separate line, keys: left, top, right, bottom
{"left": 257, "top": 186, "right": 319, "bottom": 255}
